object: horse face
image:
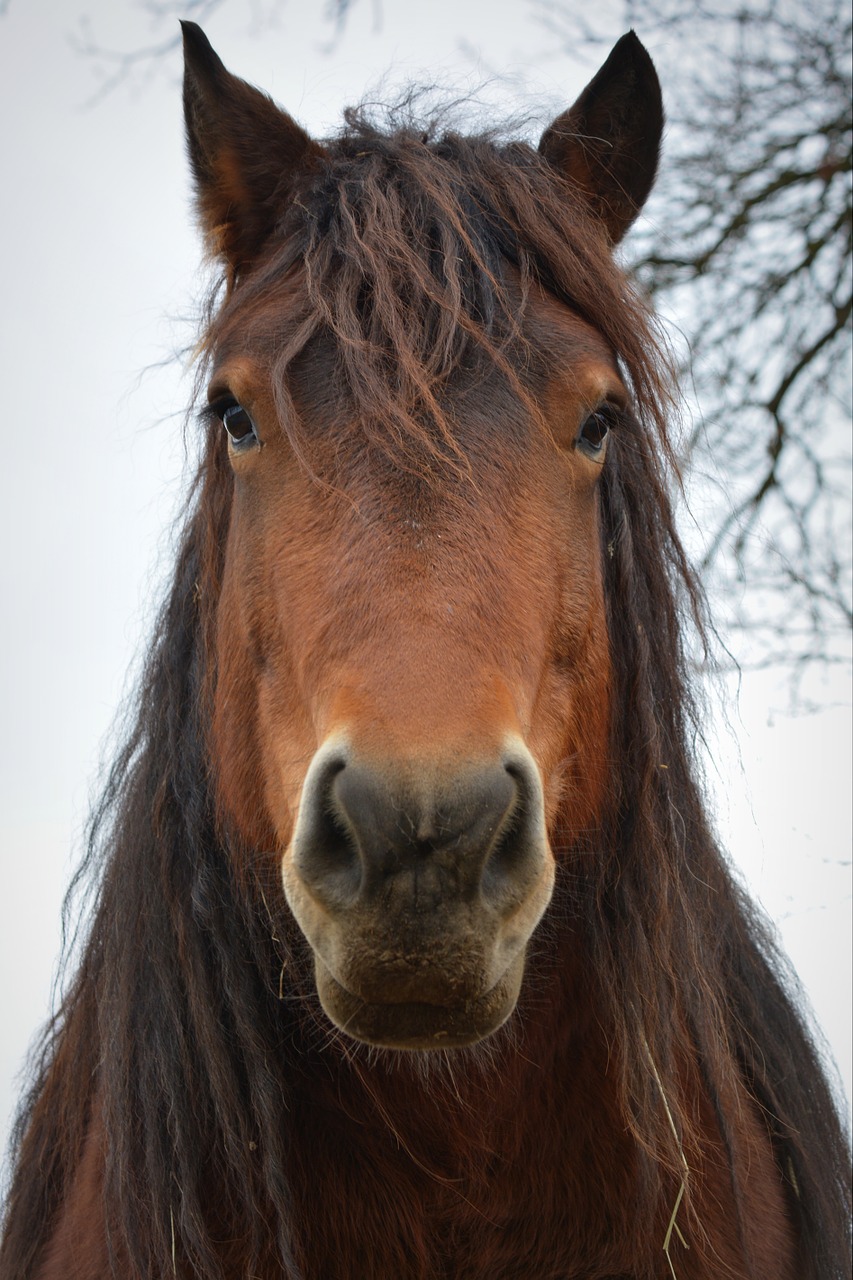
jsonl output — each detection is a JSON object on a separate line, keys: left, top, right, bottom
{"left": 182, "top": 23, "right": 662, "bottom": 1048}
{"left": 207, "top": 284, "right": 620, "bottom": 1049}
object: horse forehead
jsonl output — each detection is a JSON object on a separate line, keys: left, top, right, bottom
{"left": 211, "top": 277, "right": 621, "bottom": 401}
{"left": 523, "top": 283, "right": 623, "bottom": 374}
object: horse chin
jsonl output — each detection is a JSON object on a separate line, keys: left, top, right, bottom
{"left": 313, "top": 952, "right": 525, "bottom": 1050}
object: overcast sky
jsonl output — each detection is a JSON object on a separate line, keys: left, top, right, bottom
{"left": 1, "top": 0, "right": 849, "bottom": 1168}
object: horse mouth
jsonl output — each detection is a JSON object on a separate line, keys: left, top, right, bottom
{"left": 314, "top": 952, "right": 526, "bottom": 1050}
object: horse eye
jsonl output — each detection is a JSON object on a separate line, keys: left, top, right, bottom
{"left": 221, "top": 402, "right": 260, "bottom": 450}
{"left": 577, "top": 410, "right": 611, "bottom": 456}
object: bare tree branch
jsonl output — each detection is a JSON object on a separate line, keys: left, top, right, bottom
{"left": 70, "top": 0, "right": 228, "bottom": 101}
{"left": 70, "top": 0, "right": 367, "bottom": 100}
{"left": 614, "top": 0, "right": 853, "bottom": 680}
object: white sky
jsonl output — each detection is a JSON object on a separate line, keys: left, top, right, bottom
{"left": 1, "top": 0, "right": 850, "bottom": 1168}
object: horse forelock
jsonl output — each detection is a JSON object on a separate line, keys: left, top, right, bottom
{"left": 198, "top": 113, "right": 676, "bottom": 485}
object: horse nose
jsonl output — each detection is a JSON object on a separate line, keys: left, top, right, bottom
{"left": 290, "top": 743, "right": 545, "bottom": 913}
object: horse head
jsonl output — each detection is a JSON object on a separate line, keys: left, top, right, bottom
{"left": 182, "top": 23, "right": 664, "bottom": 1049}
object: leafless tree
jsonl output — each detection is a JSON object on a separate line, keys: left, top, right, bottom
{"left": 605, "top": 0, "right": 849, "bottom": 680}
{"left": 538, "top": 0, "right": 851, "bottom": 682}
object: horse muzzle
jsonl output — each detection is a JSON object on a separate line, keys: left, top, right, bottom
{"left": 282, "top": 736, "right": 554, "bottom": 1049}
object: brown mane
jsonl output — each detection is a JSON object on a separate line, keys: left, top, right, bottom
{"left": 2, "top": 28, "right": 850, "bottom": 1280}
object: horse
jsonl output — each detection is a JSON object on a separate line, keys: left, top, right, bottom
{"left": 1, "top": 22, "right": 849, "bottom": 1280}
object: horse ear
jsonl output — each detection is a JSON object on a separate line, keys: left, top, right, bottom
{"left": 539, "top": 31, "right": 663, "bottom": 244}
{"left": 181, "top": 21, "right": 325, "bottom": 272}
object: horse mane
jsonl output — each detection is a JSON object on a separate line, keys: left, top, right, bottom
{"left": 2, "top": 106, "right": 850, "bottom": 1280}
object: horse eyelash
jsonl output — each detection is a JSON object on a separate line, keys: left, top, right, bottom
{"left": 198, "top": 396, "right": 238, "bottom": 427}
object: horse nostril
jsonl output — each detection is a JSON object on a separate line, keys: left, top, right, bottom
{"left": 502, "top": 752, "right": 544, "bottom": 821}
{"left": 481, "top": 752, "right": 547, "bottom": 903}
{"left": 291, "top": 749, "right": 362, "bottom": 907}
